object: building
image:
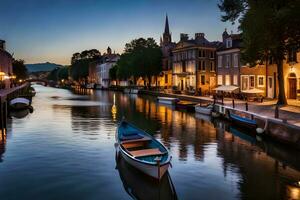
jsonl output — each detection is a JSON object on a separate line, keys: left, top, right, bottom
{"left": 284, "top": 50, "right": 299, "bottom": 99}
{"left": 97, "top": 47, "right": 120, "bottom": 88}
{"left": 159, "top": 15, "right": 176, "bottom": 89}
{"left": 172, "top": 33, "right": 220, "bottom": 94}
{"left": 216, "top": 30, "right": 242, "bottom": 89}
{"left": 0, "top": 40, "right": 13, "bottom": 89}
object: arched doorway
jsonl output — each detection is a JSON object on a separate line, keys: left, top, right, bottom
{"left": 288, "top": 73, "right": 297, "bottom": 99}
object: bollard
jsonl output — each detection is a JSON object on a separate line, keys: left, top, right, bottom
{"left": 275, "top": 104, "right": 279, "bottom": 118}
{"left": 245, "top": 102, "right": 248, "bottom": 111}
{"left": 232, "top": 99, "right": 235, "bottom": 108}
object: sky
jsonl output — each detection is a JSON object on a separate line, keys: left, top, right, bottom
{"left": 0, "top": 0, "right": 238, "bottom": 65}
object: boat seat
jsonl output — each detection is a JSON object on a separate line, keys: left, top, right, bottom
{"left": 129, "top": 148, "right": 164, "bottom": 158}
{"left": 121, "top": 137, "right": 152, "bottom": 149}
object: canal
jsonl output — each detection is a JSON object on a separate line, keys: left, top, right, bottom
{"left": 0, "top": 85, "right": 300, "bottom": 200}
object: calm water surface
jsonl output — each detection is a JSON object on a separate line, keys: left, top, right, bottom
{"left": 0, "top": 85, "right": 300, "bottom": 200}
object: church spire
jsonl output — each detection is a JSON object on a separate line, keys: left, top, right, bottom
{"left": 164, "top": 14, "right": 170, "bottom": 35}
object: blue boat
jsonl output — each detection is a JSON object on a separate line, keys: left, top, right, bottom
{"left": 229, "top": 112, "right": 257, "bottom": 130}
{"left": 116, "top": 120, "right": 171, "bottom": 180}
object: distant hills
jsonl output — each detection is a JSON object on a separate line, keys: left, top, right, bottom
{"left": 26, "top": 62, "right": 63, "bottom": 73}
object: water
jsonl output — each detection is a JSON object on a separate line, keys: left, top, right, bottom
{"left": 0, "top": 85, "right": 299, "bottom": 200}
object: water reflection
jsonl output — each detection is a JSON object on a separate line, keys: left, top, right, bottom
{"left": 116, "top": 154, "right": 177, "bottom": 200}
{"left": 0, "top": 131, "right": 6, "bottom": 162}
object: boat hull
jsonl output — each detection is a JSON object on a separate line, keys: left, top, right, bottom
{"left": 119, "top": 146, "right": 169, "bottom": 180}
{"left": 9, "top": 98, "right": 30, "bottom": 110}
{"left": 229, "top": 113, "right": 257, "bottom": 130}
{"left": 157, "top": 97, "right": 178, "bottom": 105}
{"left": 195, "top": 106, "right": 212, "bottom": 115}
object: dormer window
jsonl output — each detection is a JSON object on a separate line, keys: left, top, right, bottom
{"left": 226, "top": 38, "right": 232, "bottom": 48}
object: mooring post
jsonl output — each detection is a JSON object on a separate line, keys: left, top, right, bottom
{"left": 245, "top": 102, "right": 248, "bottom": 111}
{"left": 275, "top": 104, "right": 279, "bottom": 118}
{"left": 232, "top": 99, "right": 235, "bottom": 108}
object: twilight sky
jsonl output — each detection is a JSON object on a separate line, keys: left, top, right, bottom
{"left": 0, "top": 0, "right": 238, "bottom": 65}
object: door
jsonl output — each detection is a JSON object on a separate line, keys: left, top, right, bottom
{"left": 267, "top": 76, "right": 274, "bottom": 98}
{"left": 181, "top": 80, "right": 184, "bottom": 91}
{"left": 289, "top": 78, "right": 297, "bottom": 99}
{"left": 241, "top": 76, "right": 249, "bottom": 91}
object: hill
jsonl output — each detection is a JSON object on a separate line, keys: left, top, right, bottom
{"left": 26, "top": 62, "right": 63, "bottom": 73}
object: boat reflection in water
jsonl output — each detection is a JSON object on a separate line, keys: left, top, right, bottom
{"left": 115, "top": 154, "right": 178, "bottom": 200}
{"left": 9, "top": 108, "right": 33, "bottom": 119}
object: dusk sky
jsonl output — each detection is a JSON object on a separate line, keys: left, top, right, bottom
{"left": 0, "top": 0, "right": 238, "bottom": 65}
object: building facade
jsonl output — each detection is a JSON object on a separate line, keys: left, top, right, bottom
{"left": 172, "top": 33, "right": 220, "bottom": 94}
{"left": 216, "top": 30, "right": 242, "bottom": 89}
{"left": 0, "top": 40, "right": 13, "bottom": 89}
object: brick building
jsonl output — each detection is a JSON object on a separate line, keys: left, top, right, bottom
{"left": 0, "top": 40, "right": 13, "bottom": 89}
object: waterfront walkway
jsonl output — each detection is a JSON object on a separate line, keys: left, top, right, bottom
{"left": 142, "top": 90, "right": 300, "bottom": 126}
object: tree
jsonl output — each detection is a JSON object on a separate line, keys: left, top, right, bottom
{"left": 218, "top": 0, "right": 300, "bottom": 105}
{"left": 70, "top": 49, "right": 101, "bottom": 81}
{"left": 12, "top": 59, "right": 28, "bottom": 80}
{"left": 109, "top": 65, "right": 118, "bottom": 81}
{"left": 116, "top": 38, "right": 162, "bottom": 86}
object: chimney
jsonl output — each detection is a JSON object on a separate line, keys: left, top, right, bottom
{"left": 180, "top": 33, "right": 189, "bottom": 41}
{"left": 195, "top": 33, "right": 205, "bottom": 40}
{"left": 0, "top": 40, "right": 5, "bottom": 51}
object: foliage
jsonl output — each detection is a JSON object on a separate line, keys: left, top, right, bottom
{"left": 115, "top": 38, "right": 162, "bottom": 85}
{"left": 109, "top": 65, "right": 118, "bottom": 81}
{"left": 218, "top": 0, "right": 300, "bottom": 105}
{"left": 12, "top": 59, "right": 28, "bottom": 80}
{"left": 47, "top": 66, "right": 69, "bottom": 81}
{"left": 70, "top": 49, "right": 101, "bottom": 80}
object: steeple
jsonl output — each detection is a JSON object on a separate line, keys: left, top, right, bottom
{"left": 162, "top": 14, "right": 171, "bottom": 46}
{"left": 164, "top": 14, "right": 170, "bottom": 35}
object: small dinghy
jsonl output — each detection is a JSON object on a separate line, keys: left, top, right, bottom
{"left": 175, "top": 101, "right": 197, "bottom": 112}
{"left": 9, "top": 98, "right": 30, "bottom": 110}
{"left": 229, "top": 111, "right": 257, "bottom": 130}
{"left": 157, "top": 97, "right": 179, "bottom": 105}
{"left": 116, "top": 120, "right": 171, "bottom": 180}
{"left": 195, "top": 104, "right": 213, "bottom": 115}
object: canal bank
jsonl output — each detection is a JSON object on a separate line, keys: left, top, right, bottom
{"left": 1, "top": 84, "right": 300, "bottom": 200}
{"left": 139, "top": 90, "right": 300, "bottom": 150}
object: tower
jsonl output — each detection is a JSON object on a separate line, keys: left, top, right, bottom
{"left": 107, "top": 46, "right": 112, "bottom": 55}
{"left": 161, "top": 14, "right": 172, "bottom": 46}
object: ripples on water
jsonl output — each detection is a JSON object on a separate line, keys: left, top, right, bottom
{"left": 0, "top": 85, "right": 299, "bottom": 200}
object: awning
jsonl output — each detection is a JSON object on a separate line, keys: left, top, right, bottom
{"left": 242, "top": 88, "right": 264, "bottom": 94}
{"left": 213, "top": 85, "right": 239, "bottom": 92}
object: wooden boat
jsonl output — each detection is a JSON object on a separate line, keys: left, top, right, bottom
{"left": 9, "top": 98, "right": 30, "bottom": 110}
{"left": 175, "top": 101, "right": 197, "bottom": 112}
{"left": 195, "top": 104, "right": 213, "bottom": 115}
{"left": 157, "top": 97, "right": 179, "bottom": 105}
{"left": 116, "top": 155, "right": 177, "bottom": 200}
{"left": 229, "top": 112, "right": 257, "bottom": 130}
{"left": 116, "top": 120, "right": 171, "bottom": 180}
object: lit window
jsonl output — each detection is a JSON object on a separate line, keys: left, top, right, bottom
{"left": 210, "top": 62, "right": 215, "bottom": 72}
{"left": 233, "top": 75, "right": 238, "bottom": 85}
{"left": 225, "top": 75, "right": 231, "bottom": 85}
{"left": 201, "top": 75, "right": 205, "bottom": 85}
{"left": 257, "top": 75, "right": 265, "bottom": 87}
{"left": 217, "top": 75, "right": 223, "bottom": 85}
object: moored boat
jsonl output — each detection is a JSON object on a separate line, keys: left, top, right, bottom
{"left": 175, "top": 101, "right": 197, "bottom": 112}
{"left": 195, "top": 104, "right": 213, "bottom": 115}
{"left": 9, "top": 98, "right": 30, "bottom": 110}
{"left": 116, "top": 120, "right": 171, "bottom": 180}
{"left": 157, "top": 97, "right": 179, "bottom": 105}
{"left": 229, "top": 111, "right": 257, "bottom": 130}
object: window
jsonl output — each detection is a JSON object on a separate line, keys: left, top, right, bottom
{"left": 201, "top": 61, "right": 206, "bottom": 71}
{"left": 199, "top": 50, "right": 202, "bottom": 57}
{"left": 288, "top": 48, "right": 298, "bottom": 63}
{"left": 218, "top": 56, "right": 222, "bottom": 68}
{"left": 210, "top": 62, "right": 215, "bottom": 72}
{"left": 257, "top": 75, "right": 265, "bottom": 87}
{"left": 226, "top": 38, "right": 232, "bottom": 48}
{"left": 201, "top": 75, "right": 205, "bottom": 85}
{"left": 233, "top": 53, "right": 239, "bottom": 68}
{"left": 233, "top": 75, "right": 238, "bottom": 85}
{"left": 165, "top": 74, "right": 168, "bottom": 84}
{"left": 210, "top": 51, "right": 214, "bottom": 59}
{"left": 250, "top": 75, "right": 255, "bottom": 88}
{"left": 225, "top": 75, "right": 231, "bottom": 85}
{"left": 217, "top": 75, "right": 223, "bottom": 85}
{"left": 226, "top": 55, "right": 230, "bottom": 68}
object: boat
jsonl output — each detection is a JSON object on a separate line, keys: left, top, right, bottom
{"left": 116, "top": 155, "right": 177, "bottom": 200}
{"left": 195, "top": 104, "right": 213, "bottom": 115}
{"left": 175, "top": 101, "right": 197, "bottom": 112}
{"left": 157, "top": 97, "right": 179, "bottom": 105}
{"left": 130, "top": 89, "right": 140, "bottom": 94}
{"left": 9, "top": 98, "right": 30, "bottom": 110}
{"left": 228, "top": 111, "right": 257, "bottom": 130}
{"left": 116, "top": 120, "right": 171, "bottom": 179}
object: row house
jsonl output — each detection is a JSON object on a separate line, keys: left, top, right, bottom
{"left": 0, "top": 40, "right": 13, "bottom": 89}
{"left": 172, "top": 33, "right": 220, "bottom": 94}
